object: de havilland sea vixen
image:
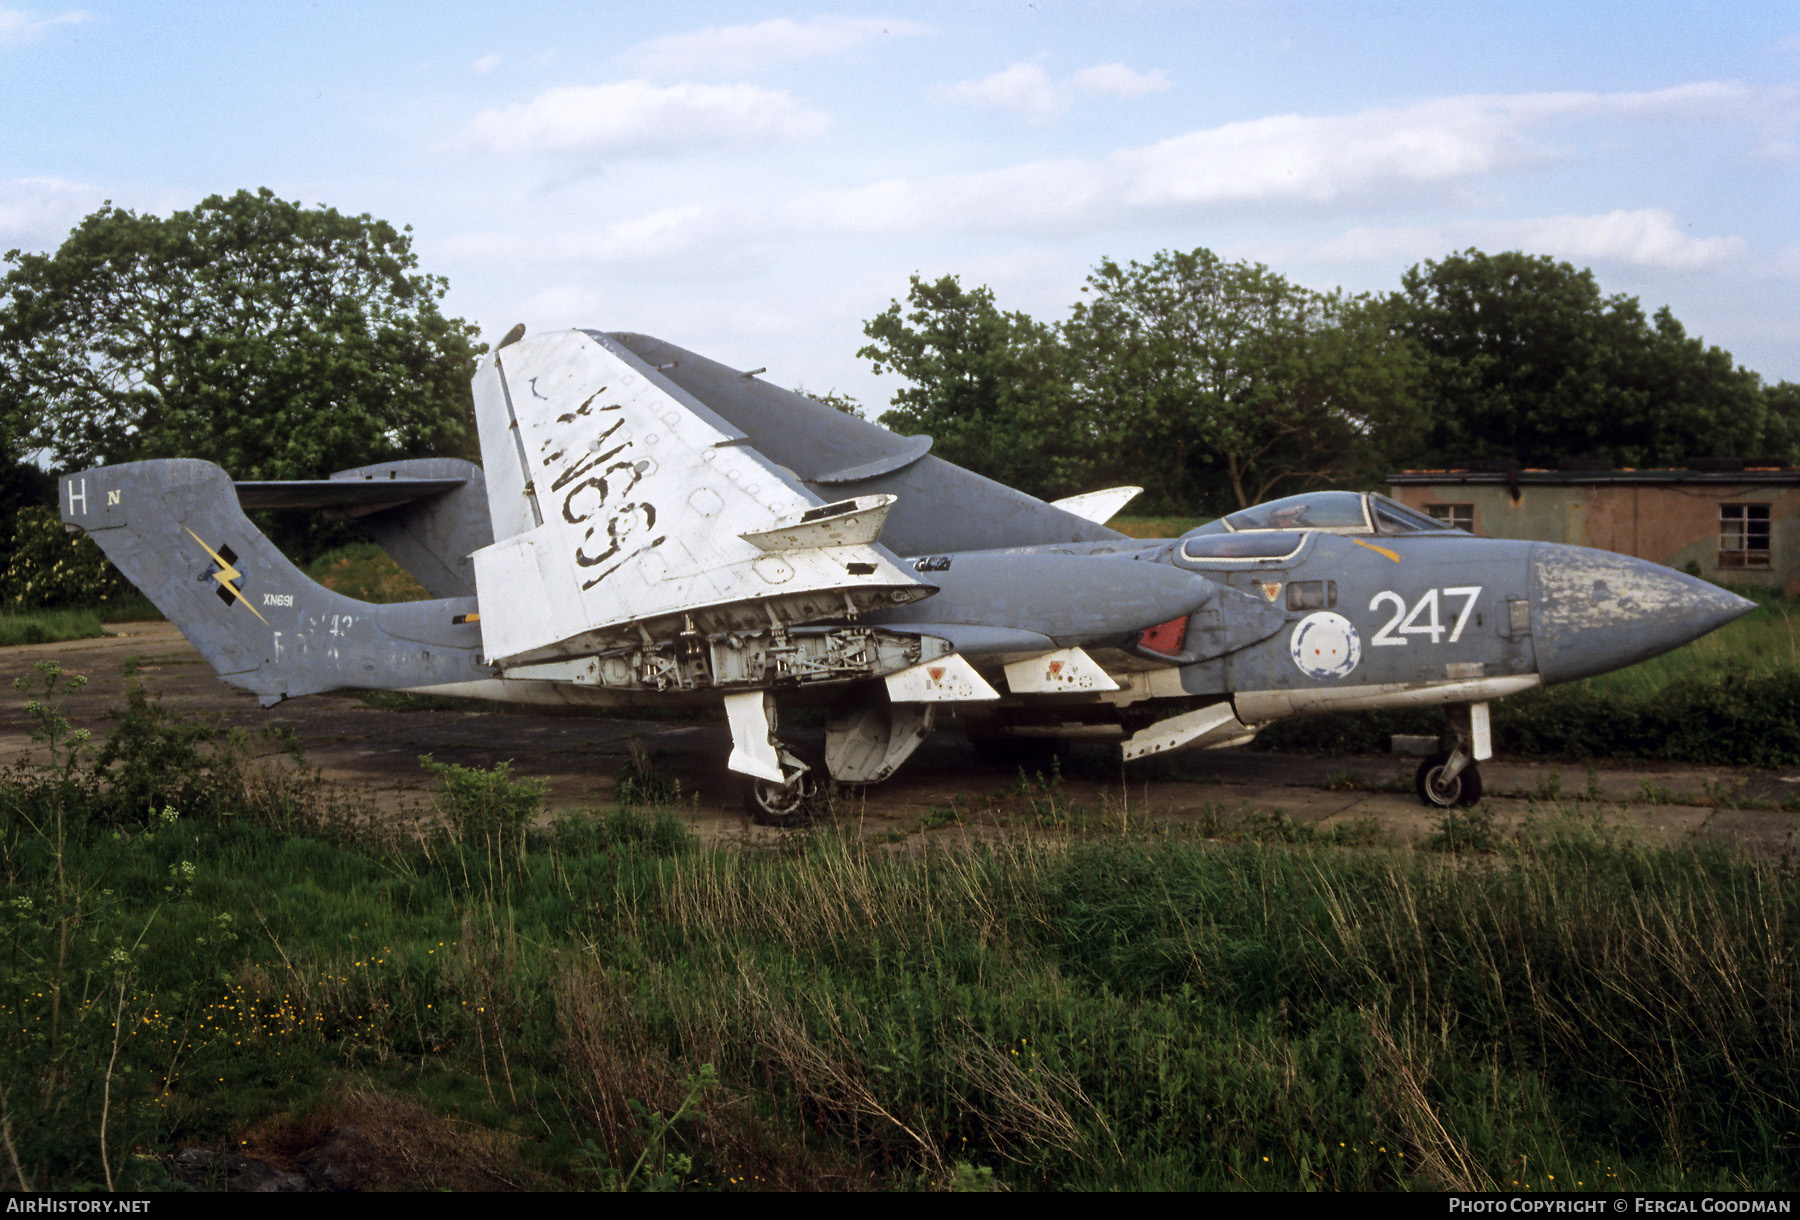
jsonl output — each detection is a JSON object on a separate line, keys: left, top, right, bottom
{"left": 58, "top": 328, "right": 1753, "bottom": 822}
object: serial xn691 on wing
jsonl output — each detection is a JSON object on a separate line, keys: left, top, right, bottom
{"left": 58, "top": 328, "right": 1752, "bottom": 821}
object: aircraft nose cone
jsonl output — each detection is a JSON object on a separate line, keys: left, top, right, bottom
{"left": 1531, "top": 543, "right": 1755, "bottom": 685}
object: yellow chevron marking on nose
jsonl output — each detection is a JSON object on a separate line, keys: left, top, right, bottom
{"left": 1349, "top": 537, "right": 1401, "bottom": 563}
{"left": 186, "top": 528, "right": 270, "bottom": 625}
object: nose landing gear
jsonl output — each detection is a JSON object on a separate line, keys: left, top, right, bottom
{"left": 1415, "top": 700, "right": 1490, "bottom": 808}
{"left": 1416, "top": 749, "right": 1483, "bottom": 807}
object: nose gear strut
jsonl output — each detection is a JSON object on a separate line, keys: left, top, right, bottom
{"left": 1416, "top": 701, "right": 1490, "bottom": 808}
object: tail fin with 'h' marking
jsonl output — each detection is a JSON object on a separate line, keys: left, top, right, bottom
{"left": 59, "top": 459, "right": 488, "bottom": 705}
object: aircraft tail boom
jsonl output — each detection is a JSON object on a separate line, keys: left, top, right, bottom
{"left": 60, "top": 460, "right": 488, "bottom": 704}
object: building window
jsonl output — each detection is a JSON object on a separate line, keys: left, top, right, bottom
{"left": 1424, "top": 503, "right": 1474, "bottom": 533}
{"left": 1719, "top": 503, "right": 1772, "bottom": 568}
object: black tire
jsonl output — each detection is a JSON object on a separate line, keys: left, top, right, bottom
{"left": 1415, "top": 751, "right": 1483, "bottom": 808}
{"left": 740, "top": 743, "right": 828, "bottom": 827}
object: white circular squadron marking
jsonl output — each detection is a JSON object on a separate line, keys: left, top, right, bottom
{"left": 1289, "top": 612, "right": 1361, "bottom": 680}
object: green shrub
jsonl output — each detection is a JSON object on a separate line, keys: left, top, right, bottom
{"left": 613, "top": 742, "right": 683, "bottom": 808}
{"left": 421, "top": 755, "right": 543, "bottom": 882}
{"left": 0, "top": 505, "right": 132, "bottom": 610}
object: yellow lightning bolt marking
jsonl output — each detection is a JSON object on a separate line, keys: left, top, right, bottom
{"left": 1349, "top": 537, "right": 1401, "bottom": 563}
{"left": 186, "top": 528, "right": 270, "bottom": 625}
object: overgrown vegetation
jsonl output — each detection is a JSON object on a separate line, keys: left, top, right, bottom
{"left": 0, "top": 504, "right": 136, "bottom": 617}
{"left": 0, "top": 607, "right": 107, "bottom": 646}
{"left": 305, "top": 541, "right": 428, "bottom": 604}
{"left": 4, "top": 664, "right": 1798, "bottom": 1191}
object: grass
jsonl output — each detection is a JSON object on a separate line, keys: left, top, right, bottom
{"left": 1110, "top": 514, "right": 1208, "bottom": 539}
{"left": 304, "top": 542, "right": 429, "bottom": 604}
{"left": 0, "top": 607, "right": 109, "bottom": 646}
{"left": 0, "top": 593, "right": 165, "bottom": 645}
{"left": 5, "top": 663, "right": 1798, "bottom": 1192}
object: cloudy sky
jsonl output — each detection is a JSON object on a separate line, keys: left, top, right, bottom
{"left": 4, "top": 1, "right": 1797, "bottom": 413}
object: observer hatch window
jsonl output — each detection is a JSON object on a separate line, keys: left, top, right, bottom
{"left": 1425, "top": 503, "right": 1474, "bottom": 533}
{"left": 1719, "top": 503, "right": 1771, "bottom": 569}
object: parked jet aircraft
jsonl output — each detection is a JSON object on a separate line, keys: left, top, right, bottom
{"left": 58, "top": 328, "right": 1754, "bottom": 821}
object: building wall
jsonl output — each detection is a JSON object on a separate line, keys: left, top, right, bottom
{"left": 1388, "top": 481, "right": 1800, "bottom": 595}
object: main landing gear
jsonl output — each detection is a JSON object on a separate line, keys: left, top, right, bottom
{"left": 740, "top": 743, "right": 827, "bottom": 827}
{"left": 1414, "top": 701, "right": 1491, "bottom": 808}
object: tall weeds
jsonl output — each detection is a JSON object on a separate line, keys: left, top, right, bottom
{"left": 3, "top": 673, "right": 1797, "bottom": 1188}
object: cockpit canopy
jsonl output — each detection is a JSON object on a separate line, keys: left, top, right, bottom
{"left": 1182, "top": 491, "right": 1455, "bottom": 539}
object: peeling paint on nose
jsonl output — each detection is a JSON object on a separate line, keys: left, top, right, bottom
{"left": 1531, "top": 543, "right": 1755, "bottom": 685}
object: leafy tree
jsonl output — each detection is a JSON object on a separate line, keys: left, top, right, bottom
{"left": 1397, "top": 250, "right": 1763, "bottom": 469}
{"left": 1619, "top": 305, "right": 1767, "bottom": 466}
{"left": 860, "top": 274, "right": 1094, "bottom": 500}
{"left": 797, "top": 387, "right": 866, "bottom": 417}
{"left": 0, "top": 188, "right": 482, "bottom": 482}
{"left": 2, "top": 505, "right": 132, "bottom": 610}
{"left": 1063, "top": 249, "right": 1427, "bottom": 513}
{"left": 1764, "top": 381, "right": 1800, "bottom": 464}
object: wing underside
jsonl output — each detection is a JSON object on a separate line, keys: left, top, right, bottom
{"left": 469, "top": 330, "right": 932, "bottom": 666}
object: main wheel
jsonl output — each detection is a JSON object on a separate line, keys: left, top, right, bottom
{"left": 1415, "top": 751, "right": 1483, "bottom": 808}
{"left": 741, "top": 744, "right": 827, "bottom": 827}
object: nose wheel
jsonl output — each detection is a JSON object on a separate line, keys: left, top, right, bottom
{"left": 1414, "top": 701, "right": 1490, "bottom": 808}
{"left": 1416, "top": 750, "right": 1483, "bottom": 807}
{"left": 740, "top": 743, "right": 827, "bottom": 826}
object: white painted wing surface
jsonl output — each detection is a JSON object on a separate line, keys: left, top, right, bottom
{"left": 470, "top": 330, "right": 929, "bottom": 665}
{"left": 1048, "top": 486, "right": 1143, "bottom": 525}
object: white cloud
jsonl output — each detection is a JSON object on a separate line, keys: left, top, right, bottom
{"left": 1502, "top": 81, "right": 1774, "bottom": 124}
{"left": 444, "top": 205, "right": 727, "bottom": 266}
{"left": 792, "top": 97, "right": 1535, "bottom": 232}
{"left": 938, "top": 63, "right": 1061, "bottom": 120}
{"left": 802, "top": 84, "right": 1794, "bottom": 233}
{"left": 1069, "top": 63, "right": 1170, "bottom": 100}
{"left": 472, "top": 53, "right": 500, "bottom": 75}
{"left": 621, "top": 15, "right": 932, "bottom": 77}
{"left": 1503, "top": 82, "right": 1800, "bottom": 160}
{"left": 1306, "top": 225, "right": 1455, "bottom": 265}
{"left": 1501, "top": 209, "right": 1746, "bottom": 270}
{"left": 937, "top": 60, "right": 1169, "bottom": 121}
{"left": 1115, "top": 105, "right": 1534, "bottom": 208}
{"left": 459, "top": 81, "right": 828, "bottom": 158}
{"left": 1309, "top": 210, "right": 1746, "bottom": 272}
{"left": 0, "top": 176, "right": 105, "bottom": 252}
{"left": 0, "top": 6, "right": 86, "bottom": 48}
{"left": 437, "top": 78, "right": 1782, "bottom": 364}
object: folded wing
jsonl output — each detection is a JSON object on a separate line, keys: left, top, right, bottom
{"left": 470, "top": 330, "right": 931, "bottom": 666}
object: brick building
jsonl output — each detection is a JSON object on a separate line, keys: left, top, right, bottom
{"left": 1385, "top": 462, "right": 1800, "bottom": 596}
